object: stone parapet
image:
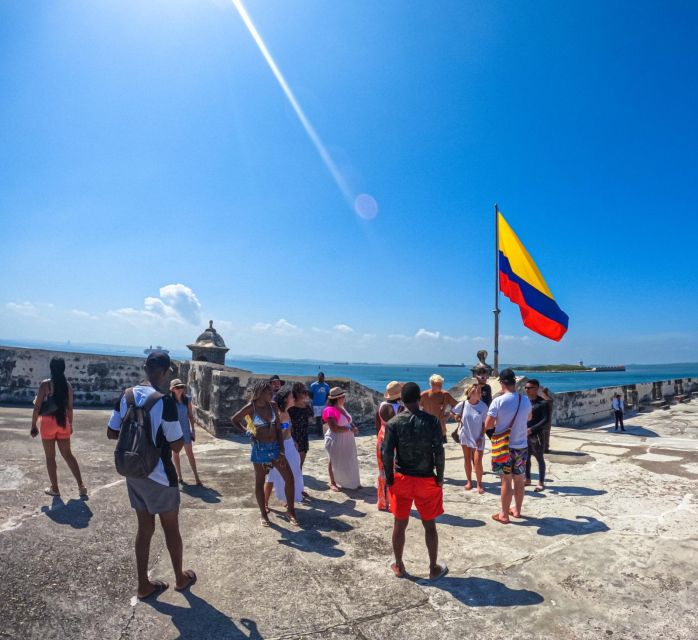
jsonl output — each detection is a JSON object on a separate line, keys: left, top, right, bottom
{"left": 179, "top": 360, "right": 383, "bottom": 437}
{"left": 0, "top": 346, "right": 144, "bottom": 406}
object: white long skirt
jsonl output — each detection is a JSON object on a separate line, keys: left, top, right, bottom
{"left": 267, "top": 437, "right": 304, "bottom": 503}
{"left": 324, "top": 429, "right": 361, "bottom": 490}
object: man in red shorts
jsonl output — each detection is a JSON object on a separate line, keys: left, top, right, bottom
{"left": 382, "top": 382, "right": 447, "bottom": 580}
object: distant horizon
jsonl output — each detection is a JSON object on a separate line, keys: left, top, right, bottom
{"left": 2, "top": 337, "right": 696, "bottom": 369}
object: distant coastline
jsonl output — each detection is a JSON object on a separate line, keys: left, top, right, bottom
{"left": 2, "top": 339, "right": 697, "bottom": 395}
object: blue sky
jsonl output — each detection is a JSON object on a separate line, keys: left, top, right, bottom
{"left": 1, "top": 0, "right": 697, "bottom": 364}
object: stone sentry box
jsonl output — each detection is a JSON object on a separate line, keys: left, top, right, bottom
{"left": 178, "top": 360, "right": 383, "bottom": 437}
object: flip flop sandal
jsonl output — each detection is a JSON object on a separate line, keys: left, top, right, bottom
{"left": 260, "top": 518, "right": 270, "bottom": 527}
{"left": 79, "top": 486, "right": 88, "bottom": 497}
{"left": 389, "top": 562, "right": 406, "bottom": 579}
{"left": 175, "top": 570, "right": 197, "bottom": 593}
{"left": 491, "top": 513, "right": 510, "bottom": 524}
{"left": 286, "top": 514, "right": 299, "bottom": 526}
{"left": 508, "top": 509, "right": 522, "bottom": 518}
{"left": 44, "top": 487, "right": 60, "bottom": 497}
{"left": 534, "top": 485, "right": 545, "bottom": 492}
{"left": 137, "top": 580, "right": 169, "bottom": 601}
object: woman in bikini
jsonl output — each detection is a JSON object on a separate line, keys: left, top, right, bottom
{"left": 264, "top": 384, "right": 304, "bottom": 510}
{"left": 231, "top": 380, "right": 298, "bottom": 527}
{"left": 30, "top": 357, "right": 87, "bottom": 497}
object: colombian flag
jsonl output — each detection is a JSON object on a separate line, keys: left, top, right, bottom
{"left": 498, "top": 211, "right": 569, "bottom": 341}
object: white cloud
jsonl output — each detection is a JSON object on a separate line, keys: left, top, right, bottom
{"left": 109, "top": 283, "right": 202, "bottom": 326}
{"left": 252, "top": 319, "right": 302, "bottom": 336}
{"left": 502, "top": 334, "right": 530, "bottom": 342}
{"left": 333, "top": 324, "right": 355, "bottom": 334}
{"left": 415, "top": 328, "right": 441, "bottom": 340}
{"left": 6, "top": 301, "right": 39, "bottom": 317}
{"left": 72, "top": 309, "right": 98, "bottom": 321}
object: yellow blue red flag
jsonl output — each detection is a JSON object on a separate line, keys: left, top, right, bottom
{"left": 498, "top": 212, "right": 569, "bottom": 341}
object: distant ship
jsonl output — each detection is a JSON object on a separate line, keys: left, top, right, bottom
{"left": 333, "top": 361, "right": 349, "bottom": 365}
{"left": 144, "top": 345, "right": 170, "bottom": 355}
{"left": 438, "top": 363, "right": 466, "bottom": 367}
{"left": 591, "top": 365, "right": 626, "bottom": 372}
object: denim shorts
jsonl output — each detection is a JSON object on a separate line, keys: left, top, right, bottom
{"left": 250, "top": 440, "right": 280, "bottom": 464}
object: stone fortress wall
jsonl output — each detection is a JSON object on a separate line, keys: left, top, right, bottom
{"left": 1, "top": 345, "right": 695, "bottom": 432}
{"left": 0, "top": 346, "right": 382, "bottom": 435}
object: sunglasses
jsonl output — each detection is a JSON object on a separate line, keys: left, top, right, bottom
{"left": 524, "top": 386, "right": 538, "bottom": 390}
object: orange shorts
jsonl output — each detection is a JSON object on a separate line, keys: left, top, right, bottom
{"left": 388, "top": 473, "right": 444, "bottom": 521}
{"left": 40, "top": 415, "right": 71, "bottom": 441}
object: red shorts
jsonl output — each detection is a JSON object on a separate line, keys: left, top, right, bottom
{"left": 388, "top": 473, "right": 443, "bottom": 521}
{"left": 40, "top": 415, "right": 71, "bottom": 441}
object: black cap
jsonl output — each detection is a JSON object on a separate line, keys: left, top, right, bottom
{"left": 145, "top": 350, "right": 171, "bottom": 370}
{"left": 269, "top": 374, "right": 285, "bottom": 384}
{"left": 498, "top": 368, "right": 516, "bottom": 384}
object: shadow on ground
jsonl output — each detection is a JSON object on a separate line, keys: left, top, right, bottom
{"left": 429, "top": 576, "right": 544, "bottom": 607}
{"left": 147, "top": 591, "right": 263, "bottom": 639}
{"left": 516, "top": 514, "right": 609, "bottom": 537}
{"left": 181, "top": 484, "right": 222, "bottom": 504}
{"left": 546, "top": 486, "right": 607, "bottom": 497}
{"left": 41, "top": 496, "right": 93, "bottom": 529}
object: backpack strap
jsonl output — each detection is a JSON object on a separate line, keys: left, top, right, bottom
{"left": 124, "top": 388, "right": 136, "bottom": 407}
{"left": 142, "top": 391, "right": 165, "bottom": 413}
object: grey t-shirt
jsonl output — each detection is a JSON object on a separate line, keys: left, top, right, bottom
{"left": 487, "top": 392, "right": 532, "bottom": 449}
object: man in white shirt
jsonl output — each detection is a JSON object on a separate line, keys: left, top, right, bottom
{"left": 107, "top": 351, "right": 196, "bottom": 600}
{"left": 612, "top": 393, "right": 625, "bottom": 432}
{"left": 485, "top": 369, "right": 532, "bottom": 525}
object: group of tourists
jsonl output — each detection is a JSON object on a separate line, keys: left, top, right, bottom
{"left": 29, "top": 352, "right": 555, "bottom": 597}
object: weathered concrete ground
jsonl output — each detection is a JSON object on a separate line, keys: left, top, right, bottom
{"left": 1, "top": 403, "right": 697, "bottom": 640}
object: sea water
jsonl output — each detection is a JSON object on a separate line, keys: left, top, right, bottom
{"left": 228, "top": 359, "right": 698, "bottom": 394}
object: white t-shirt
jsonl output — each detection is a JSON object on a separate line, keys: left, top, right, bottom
{"left": 487, "top": 392, "right": 532, "bottom": 449}
{"left": 107, "top": 385, "right": 183, "bottom": 486}
{"left": 453, "top": 400, "right": 488, "bottom": 448}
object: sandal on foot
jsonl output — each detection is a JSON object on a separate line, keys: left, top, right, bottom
{"left": 508, "top": 509, "right": 522, "bottom": 518}
{"left": 260, "top": 518, "right": 270, "bottom": 527}
{"left": 79, "top": 486, "right": 88, "bottom": 497}
{"left": 330, "top": 484, "right": 340, "bottom": 492}
{"left": 534, "top": 485, "right": 545, "bottom": 492}
{"left": 137, "top": 580, "right": 169, "bottom": 601}
{"left": 492, "top": 513, "right": 510, "bottom": 525}
{"left": 44, "top": 487, "right": 60, "bottom": 497}
{"left": 477, "top": 486, "right": 485, "bottom": 494}
{"left": 175, "top": 570, "right": 197, "bottom": 593}
{"left": 286, "top": 513, "right": 299, "bottom": 526}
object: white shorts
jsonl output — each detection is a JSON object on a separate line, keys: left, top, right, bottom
{"left": 313, "top": 406, "right": 324, "bottom": 418}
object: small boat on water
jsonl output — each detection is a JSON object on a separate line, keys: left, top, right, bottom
{"left": 438, "top": 363, "right": 466, "bottom": 367}
{"left": 591, "top": 365, "right": 626, "bottom": 372}
{"left": 144, "top": 345, "right": 170, "bottom": 355}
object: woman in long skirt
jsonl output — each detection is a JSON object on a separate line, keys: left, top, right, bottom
{"left": 323, "top": 387, "right": 361, "bottom": 491}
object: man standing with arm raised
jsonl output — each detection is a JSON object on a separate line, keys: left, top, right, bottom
{"left": 382, "top": 382, "right": 448, "bottom": 581}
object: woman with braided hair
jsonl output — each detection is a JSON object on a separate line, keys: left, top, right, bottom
{"left": 231, "top": 379, "right": 298, "bottom": 527}
{"left": 30, "top": 357, "right": 87, "bottom": 497}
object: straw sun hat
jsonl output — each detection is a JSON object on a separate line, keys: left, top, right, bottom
{"left": 384, "top": 381, "right": 402, "bottom": 401}
{"left": 328, "top": 387, "right": 346, "bottom": 399}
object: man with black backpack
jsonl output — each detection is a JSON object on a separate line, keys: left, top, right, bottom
{"left": 107, "top": 351, "right": 196, "bottom": 600}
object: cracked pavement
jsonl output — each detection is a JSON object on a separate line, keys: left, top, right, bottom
{"left": 1, "top": 403, "right": 697, "bottom": 639}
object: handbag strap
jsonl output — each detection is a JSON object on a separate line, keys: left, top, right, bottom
{"left": 500, "top": 394, "right": 522, "bottom": 435}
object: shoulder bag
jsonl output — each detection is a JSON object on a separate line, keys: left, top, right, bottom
{"left": 490, "top": 395, "right": 522, "bottom": 470}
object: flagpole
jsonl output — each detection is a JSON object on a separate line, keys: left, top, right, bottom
{"left": 493, "top": 203, "right": 500, "bottom": 376}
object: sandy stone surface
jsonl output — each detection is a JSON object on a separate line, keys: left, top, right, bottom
{"left": 1, "top": 403, "right": 698, "bottom": 639}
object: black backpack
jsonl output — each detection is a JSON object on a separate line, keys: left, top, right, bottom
{"left": 114, "top": 388, "right": 164, "bottom": 478}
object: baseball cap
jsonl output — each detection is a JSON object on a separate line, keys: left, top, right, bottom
{"left": 145, "top": 350, "right": 171, "bottom": 370}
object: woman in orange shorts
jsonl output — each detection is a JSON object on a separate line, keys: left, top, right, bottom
{"left": 30, "top": 357, "right": 87, "bottom": 497}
